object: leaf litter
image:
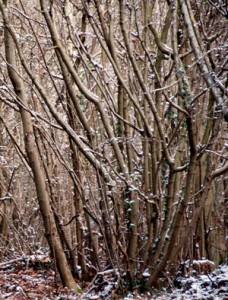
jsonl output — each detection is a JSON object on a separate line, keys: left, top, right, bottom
{"left": 0, "top": 256, "right": 227, "bottom": 299}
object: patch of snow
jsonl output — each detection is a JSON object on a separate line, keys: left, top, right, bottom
{"left": 168, "top": 264, "right": 228, "bottom": 300}
{"left": 142, "top": 271, "right": 150, "bottom": 278}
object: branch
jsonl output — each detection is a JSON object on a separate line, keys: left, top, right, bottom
{"left": 0, "top": 3, "right": 116, "bottom": 186}
{"left": 119, "top": 0, "right": 174, "bottom": 167}
{"left": 179, "top": 0, "right": 224, "bottom": 106}
{"left": 0, "top": 258, "right": 25, "bottom": 269}
{"left": 212, "top": 161, "right": 228, "bottom": 178}
{"left": 148, "top": 23, "right": 173, "bottom": 58}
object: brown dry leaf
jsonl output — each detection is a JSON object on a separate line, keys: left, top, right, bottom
{"left": 36, "top": 283, "right": 51, "bottom": 292}
{"left": 27, "top": 292, "right": 44, "bottom": 299}
{"left": 24, "top": 268, "right": 37, "bottom": 275}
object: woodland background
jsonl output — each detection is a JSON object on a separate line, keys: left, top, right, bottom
{"left": 0, "top": 0, "right": 227, "bottom": 294}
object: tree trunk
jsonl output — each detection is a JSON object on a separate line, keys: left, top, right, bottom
{"left": 0, "top": 0, "right": 80, "bottom": 292}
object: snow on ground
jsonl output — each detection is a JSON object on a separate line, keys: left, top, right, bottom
{"left": 75, "top": 264, "right": 228, "bottom": 299}
{"left": 0, "top": 256, "right": 227, "bottom": 299}
{"left": 168, "top": 264, "right": 228, "bottom": 300}
{"left": 123, "top": 265, "right": 228, "bottom": 300}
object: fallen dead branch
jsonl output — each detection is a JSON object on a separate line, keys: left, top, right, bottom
{"left": 0, "top": 257, "right": 25, "bottom": 269}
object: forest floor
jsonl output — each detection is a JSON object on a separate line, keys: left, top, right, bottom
{"left": 0, "top": 256, "right": 227, "bottom": 300}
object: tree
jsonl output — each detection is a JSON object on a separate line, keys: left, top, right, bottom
{"left": 0, "top": 0, "right": 227, "bottom": 292}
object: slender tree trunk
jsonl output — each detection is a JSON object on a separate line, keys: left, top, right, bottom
{"left": 0, "top": 0, "right": 80, "bottom": 292}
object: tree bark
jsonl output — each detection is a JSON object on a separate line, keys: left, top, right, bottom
{"left": 0, "top": 0, "right": 80, "bottom": 292}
